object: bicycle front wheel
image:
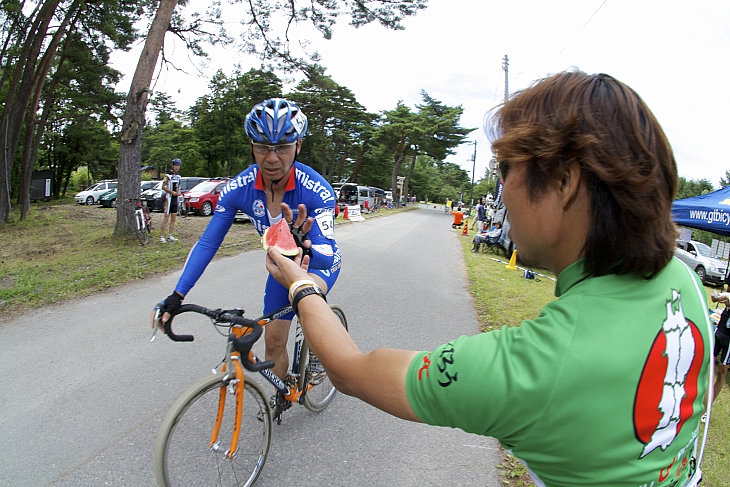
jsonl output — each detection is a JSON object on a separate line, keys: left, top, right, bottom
{"left": 297, "top": 305, "right": 348, "bottom": 412}
{"left": 155, "top": 373, "right": 272, "bottom": 487}
{"left": 135, "top": 211, "right": 148, "bottom": 245}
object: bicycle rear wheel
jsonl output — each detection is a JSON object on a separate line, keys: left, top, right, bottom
{"left": 135, "top": 210, "right": 148, "bottom": 245}
{"left": 155, "top": 373, "right": 271, "bottom": 487}
{"left": 297, "top": 305, "right": 348, "bottom": 412}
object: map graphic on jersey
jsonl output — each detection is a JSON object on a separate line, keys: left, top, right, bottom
{"left": 633, "top": 290, "right": 704, "bottom": 458}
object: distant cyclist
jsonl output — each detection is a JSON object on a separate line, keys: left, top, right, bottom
{"left": 155, "top": 98, "right": 341, "bottom": 408}
{"left": 159, "top": 158, "right": 182, "bottom": 243}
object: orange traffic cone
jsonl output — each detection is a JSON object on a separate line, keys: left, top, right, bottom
{"left": 343, "top": 206, "right": 348, "bottom": 220}
{"left": 506, "top": 248, "right": 518, "bottom": 270}
{"left": 462, "top": 218, "right": 469, "bottom": 235}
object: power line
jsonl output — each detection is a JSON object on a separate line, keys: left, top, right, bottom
{"left": 557, "top": 0, "right": 609, "bottom": 57}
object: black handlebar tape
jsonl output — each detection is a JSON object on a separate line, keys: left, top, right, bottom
{"left": 163, "top": 316, "right": 194, "bottom": 342}
{"left": 163, "top": 304, "right": 262, "bottom": 343}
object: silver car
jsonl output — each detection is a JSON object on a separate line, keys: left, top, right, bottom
{"left": 74, "top": 180, "right": 117, "bottom": 205}
{"left": 675, "top": 239, "right": 728, "bottom": 285}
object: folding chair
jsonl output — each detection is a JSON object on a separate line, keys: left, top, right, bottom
{"left": 481, "top": 235, "right": 501, "bottom": 254}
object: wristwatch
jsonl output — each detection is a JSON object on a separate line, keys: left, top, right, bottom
{"left": 291, "top": 284, "right": 326, "bottom": 316}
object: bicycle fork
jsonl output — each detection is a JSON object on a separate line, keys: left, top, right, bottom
{"left": 209, "top": 352, "right": 245, "bottom": 459}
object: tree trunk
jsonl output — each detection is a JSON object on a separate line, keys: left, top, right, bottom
{"left": 327, "top": 140, "right": 341, "bottom": 180}
{"left": 319, "top": 120, "right": 327, "bottom": 176}
{"left": 0, "top": 0, "right": 63, "bottom": 223}
{"left": 18, "top": 5, "right": 79, "bottom": 219}
{"left": 404, "top": 150, "right": 417, "bottom": 202}
{"left": 390, "top": 132, "right": 406, "bottom": 205}
{"left": 114, "top": 0, "right": 178, "bottom": 237}
{"left": 335, "top": 142, "right": 349, "bottom": 182}
{"left": 350, "top": 143, "right": 365, "bottom": 182}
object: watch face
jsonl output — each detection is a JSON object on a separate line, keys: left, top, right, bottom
{"left": 300, "top": 286, "right": 322, "bottom": 297}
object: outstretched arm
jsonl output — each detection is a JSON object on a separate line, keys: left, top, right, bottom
{"left": 266, "top": 247, "right": 421, "bottom": 422}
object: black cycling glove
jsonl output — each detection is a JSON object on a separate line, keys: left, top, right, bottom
{"left": 289, "top": 221, "right": 312, "bottom": 257}
{"left": 160, "top": 291, "right": 183, "bottom": 316}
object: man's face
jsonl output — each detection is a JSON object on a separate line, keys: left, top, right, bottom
{"left": 252, "top": 140, "right": 301, "bottom": 183}
{"left": 501, "top": 162, "right": 564, "bottom": 270}
{"left": 172, "top": 164, "right": 180, "bottom": 173}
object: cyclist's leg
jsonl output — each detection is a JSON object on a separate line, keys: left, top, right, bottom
{"left": 263, "top": 276, "right": 295, "bottom": 381}
{"left": 262, "top": 266, "right": 337, "bottom": 379}
{"left": 167, "top": 197, "right": 178, "bottom": 237}
{"left": 160, "top": 197, "right": 170, "bottom": 237}
{"left": 168, "top": 213, "right": 177, "bottom": 236}
{"left": 264, "top": 319, "right": 292, "bottom": 381}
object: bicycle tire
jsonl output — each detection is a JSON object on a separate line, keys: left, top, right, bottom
{"left": 155, "top": 373, "right": 272, "bottom": 487}
{"left": 297, "top": 305, "right": 348, "bottom": 412}
{"left": 135, "top": 210, "right": 149, "bottom": 245}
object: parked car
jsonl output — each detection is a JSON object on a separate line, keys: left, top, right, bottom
{"left": 142, "top": 177, "right": 206, "bottom": 212}
{"left": 74, "top": 180, "right": 117, "bottom": 205}
{"left": 675, "top": 239, "right": 728, "bottom": 285}
{"left": 141, "top": 181, "right": 164, "bottom": 211}
{"left": 100, "top": 180, "right": 160, "bottom": 208}
{"left": 184, "top": 178, "right": 230, "bottom": 216}
{"left": 98, "top": 188, "right": 117, "bottom": 208}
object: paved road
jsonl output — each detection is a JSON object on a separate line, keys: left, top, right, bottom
{"left": 0, "top": 206, "right": 501, "bottom": 486}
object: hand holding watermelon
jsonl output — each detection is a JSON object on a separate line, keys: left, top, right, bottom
{"left": 265, "top": 244, "right": 311, "bottom": 290}
{"left": 262, "top": 203, "right": 313, "bottom": 258}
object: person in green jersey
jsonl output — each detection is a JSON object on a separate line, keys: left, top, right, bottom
{"left": 264, "top": 71, "right": 713, "bottom": 486}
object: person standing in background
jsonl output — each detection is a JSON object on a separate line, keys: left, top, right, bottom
{"left": 160, "top": 158, "right": 182, "bottom": 243}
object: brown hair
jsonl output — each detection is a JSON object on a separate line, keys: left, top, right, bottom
{"left": 487, "top": 71, "right": 677, "bottom": 278}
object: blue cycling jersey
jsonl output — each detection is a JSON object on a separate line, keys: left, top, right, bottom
{"left": 174, "top": 162, "right": 341, "bottom": 297}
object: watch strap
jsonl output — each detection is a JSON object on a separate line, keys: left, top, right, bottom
{"left": 291, "top": 285, "right": 326, "bottom": 316}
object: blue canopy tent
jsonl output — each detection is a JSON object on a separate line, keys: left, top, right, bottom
{"left": 671, "top": 186, "right": 730, "bottom": 237}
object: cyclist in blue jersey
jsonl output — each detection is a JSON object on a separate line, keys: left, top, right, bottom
{"left": 155, "top": 98, "right": 341, "bottom": 391}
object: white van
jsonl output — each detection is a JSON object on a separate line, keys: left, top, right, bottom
{"left": 338, "top": 183, "right": 376, "bottom": 212}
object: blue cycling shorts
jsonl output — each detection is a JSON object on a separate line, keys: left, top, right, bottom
{"left": 263, "top": 266, "right": 340, "bottom": 321}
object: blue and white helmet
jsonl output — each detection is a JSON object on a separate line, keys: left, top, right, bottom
{"left": 244, "top": 98, "right": 308, "bottom": 144}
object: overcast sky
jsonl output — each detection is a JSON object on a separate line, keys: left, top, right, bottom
{"left": 112, "top": 0, "right": 730, "bottom": 188}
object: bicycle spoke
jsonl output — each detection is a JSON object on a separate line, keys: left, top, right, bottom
{"left": 155, "top": 375, "right": 271, "bottom": 486}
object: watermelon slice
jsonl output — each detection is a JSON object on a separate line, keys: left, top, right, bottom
{"left": 262, "top": 219, "right": 299, "bottom": 256}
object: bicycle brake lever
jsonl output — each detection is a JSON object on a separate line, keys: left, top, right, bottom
{"left": 229, "top": 328, "right": 274, "bottom": 372}
{"left": 150, "top": 306, "right": 162, "bottom": 342}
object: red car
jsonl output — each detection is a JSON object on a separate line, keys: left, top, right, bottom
{"left": 183, "top": 178, "right": 229, "bottom": 216}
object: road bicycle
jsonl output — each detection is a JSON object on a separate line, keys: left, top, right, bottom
{"left": 127, "top": 198, "right": 152, "bottom": 245}
{"left": 152, "top": 301, "right": 348, "bottom": 486}
{"left": 177, "top": 195, "right": 188, "bottom": 218}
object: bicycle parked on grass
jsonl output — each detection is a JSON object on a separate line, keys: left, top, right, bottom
{"left": 127, "top": 198, "right": 152, "bottom": 245}
{"left": 152, "top": 301, "right": 348, "bottom": 487}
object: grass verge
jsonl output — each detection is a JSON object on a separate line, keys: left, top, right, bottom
{"left": 0, "top": 199, "right": 261, "bottom": 319}
{"left": 457, "top": 227, "right": 729, "bottom": 487}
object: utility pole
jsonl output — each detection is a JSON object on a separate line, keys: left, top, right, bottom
{"left": 469, "top": 140, "right": 477, "bottom": 206}
{"left": 502, "top": 54, "right": 509, "bottom": 102}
